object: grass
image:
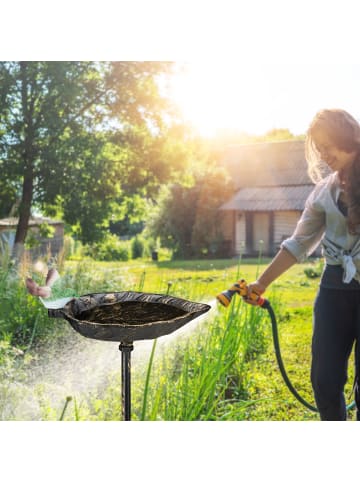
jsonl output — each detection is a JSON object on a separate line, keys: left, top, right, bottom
{"left": 65, "top": 256, "right": 274, "bottom": 299}
{"left": 1, "top": 255, "right": 356, "bottom": 421}
{"left": 85, "top": 296, "right": 269, "bottom": 421}
{"left": 140, "top": 300, "right": 268, "bottom": 420}
{"left": 61, "top": 257, "right": 324, "bottom": 421}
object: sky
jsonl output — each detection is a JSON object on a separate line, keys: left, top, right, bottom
{"left": 3, "top": 2, "right": 360, "bottom": 139}
{"left": 166, "top": 62, "right": 360, "bottom": 137}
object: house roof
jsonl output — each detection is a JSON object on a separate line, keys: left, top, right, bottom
{"left": 222, "top": 139, "right": 312, "bottom": 188}
{"left": 220, "top": 139, "right": 315, "bottom": 212}
{"left": 220, "top": 185, "right": 314, "bottom": 211}
{"left": 0, "top": 216, "right": 63, "bottom": 227}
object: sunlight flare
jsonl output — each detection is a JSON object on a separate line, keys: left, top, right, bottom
{"left": 167, "top": 62, "right": 279, "bottom": 137}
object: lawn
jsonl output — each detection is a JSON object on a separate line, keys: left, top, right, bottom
{"left": 2, "top": 256, "right": 357, "bottom": 421}
{"left": 64, "top": 256, "right": 354, "bottom": 421}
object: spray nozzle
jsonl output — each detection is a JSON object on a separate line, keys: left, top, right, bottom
{"left": 216, "top": 279, "right": 268, "bottom": 308}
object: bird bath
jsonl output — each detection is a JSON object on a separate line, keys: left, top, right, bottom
{"left": 47, "top": 291, "right": 211, "bottom": 420}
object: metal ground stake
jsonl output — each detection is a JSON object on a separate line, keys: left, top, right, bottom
{"left": 119, "top": 342, "right": 134, "bottom": 421}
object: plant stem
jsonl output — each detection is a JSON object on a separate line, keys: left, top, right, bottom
{"left": 141, "top": 339, "right": 157, "bottom": 420}
{"left": 59, "top": 396, "right": 72, "bottom": 421}
{"left": 26, "top": 315, "right": 39, "bottom": 352}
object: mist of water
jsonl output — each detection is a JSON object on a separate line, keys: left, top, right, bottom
{"left": 1, "top": 299, "right": 218, "bottom": 421}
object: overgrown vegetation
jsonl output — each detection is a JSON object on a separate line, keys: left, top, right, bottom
{"left": 0, "top": 61, "right": 197, "bottom": 259}
{"left": 2, "top": 254, "right": 353, "bottom": 421}
{"left": 134, "top": 299, "right": 269, "bottom": 421}
{"left": 0, "top": 62, "right": 304, "bottom": 264}
{"left": 145, "top": 166, "right": 234, "bottom": 258}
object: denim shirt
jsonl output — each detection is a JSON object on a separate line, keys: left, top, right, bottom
{"left": 281, "top": 171, "right": 360, "bottom": 285}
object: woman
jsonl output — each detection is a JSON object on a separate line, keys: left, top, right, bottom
{"left": 246, "top": 108, "right": 360, "bottom": 421}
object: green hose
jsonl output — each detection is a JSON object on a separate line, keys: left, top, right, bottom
{"left": 262, "top": 299, "right": 356, "bottom": 413}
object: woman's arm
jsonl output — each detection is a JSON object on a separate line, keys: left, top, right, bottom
{"left": 246, "top": 248, "right": 298, "bottom": 304}
{"left": 245, "top": 180, "right": 329, "bottom": 304}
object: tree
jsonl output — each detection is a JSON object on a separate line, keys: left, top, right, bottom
{"left": 0, "top": 61, "right": 186, "bottom": 258}
{"left": 148, "top": 183, "right": 200, "bottom": 258}
{"left": 262, "top": 128, "right": 303, "bottom": 141}
{"left": 191, "top": 167, "right": 234, "bottom": 256}
{"left": 208, "top": 127, "right": 304, "bottom": 154}
{"left": 145, "top": 165, "right": 234, "bottom": 258}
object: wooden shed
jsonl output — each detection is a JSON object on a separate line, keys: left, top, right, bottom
{"left": 219, "top": 139, "right": 316, "bottom": 257}
{"left": 0, "top": 216, "right": 64, "bottom": 258}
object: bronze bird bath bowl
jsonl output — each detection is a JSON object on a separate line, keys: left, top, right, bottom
{"left": 48, "top": 291, "right": 211, "bottom": 420}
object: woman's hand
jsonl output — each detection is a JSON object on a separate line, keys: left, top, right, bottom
{"left": 45, "top": 268, "right": 60, "bottom": 287}
{"left": 25, "top": 268, "right": 60, "bottom": 298}
{"left": 242, "top": 248, "right": 297, "bottom": 305}
{"left": 25, "top": 278, "right": 52, "bottom": 298}
{"left": 244, "top": 280, "right": 267, "bottom": 305}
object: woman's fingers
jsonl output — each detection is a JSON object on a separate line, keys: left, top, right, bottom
{"left": 37, "top": 286, "right": 52, "bottom": 298}
{"left": 45, "top": 268, "right": 60, "bottom": 287}
{"left": 244, "top": 282, "right": 266, "bottom": 305}
{"left": 26, "top": 278, "right": 39, "bottom": 295}
{"left": 25, "top": 277, "right": 52, "bottom": 298}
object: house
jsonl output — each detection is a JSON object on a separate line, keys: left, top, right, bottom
{"left": 219, "top": 139, "right": 317, "bottom": 257}
{"left": 0, "top": 216, "right": 64, "bottom": 258}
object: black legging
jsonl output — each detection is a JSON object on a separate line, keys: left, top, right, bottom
{"left": 311, "top": 287, "right": 360, "bottom": 421}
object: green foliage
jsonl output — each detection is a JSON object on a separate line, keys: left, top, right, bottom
{"left": 208, "top": 127, "right": 304, "bottom": 150}
{"left": 191, "top": 167, "right": 234, "bottom": 256}
{"left": 137, "top": 301, "right": 268, "bottom": 421}
{"left": 74, "top": 233, "right": 163, "bottom": 263}
{"left": 85, "top": 234, "right": 131, "bottom": 261}
{"left": 303, "top": 258, "right": 324, "bottom": 279}
{"left": 63, "top": 234, "right": 75, "bottom": 259}
{"left": 131, "top": 235, "right": 146, "bottom": 259}
{"left": 109, "top": 195, "right": 147, "bottom": 238}
{"left": 0, "top": 259, "right": 340, "bottom": 421}
{"left": 0, "top": 61, "right": 192, "bottom": 252}
{"left": 263, "top": 128, "right": 302, "bottom": 142}
{"left": 1, "top": 62, "right": 107, "bottom": 243}
{"left": 0, "top": 262, "right": 52, "bottom": 350}
{"left": 38, "top": 223, "right": 55, "bottom": 239}
{"left": 145, "top": 165, "right": 234, "bottom": 258}
{"left": 0, "top": 179, "right": 17, "bottom": 218}
{"left": 24, "top": 223, "right": 56, "bottom": 250}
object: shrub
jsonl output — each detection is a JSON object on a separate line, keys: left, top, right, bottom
{"left": 131, "top": 236, "right": 146, "bottom": 259}
{"left": 85, "top": 234, "right": 130, "bottom": 261}
{"left": 63, "top": 235, "right": 75, "bottom": 259}
{"left": 107, "top": 242, "right": 130, "bottom": 262}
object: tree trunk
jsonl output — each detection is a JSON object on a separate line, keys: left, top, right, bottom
{"left": 12, "top": 167, "right": 34, "bottom": 261}
{"left": 12, "top": 61, "right": 35, "bottom": 263}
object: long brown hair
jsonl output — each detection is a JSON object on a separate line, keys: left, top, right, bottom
{"left": 305, "top": 108, "right": 360, "bottom": 233}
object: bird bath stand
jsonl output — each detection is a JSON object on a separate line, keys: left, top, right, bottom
{"left": 47, "top": 291, "right": 211, "bottom": 420}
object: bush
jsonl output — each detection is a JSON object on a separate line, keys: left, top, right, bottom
{"left": 106, "top": 242, "right": 130, "bottom": 262}
{"left": 63, "top": 235, "right": 75, "bottom": 259}
{"left": 85, "top": 234, "right": 130, "bottom": 261}
{"left": 131, "top": 236, "right": 146, "bottom": 259}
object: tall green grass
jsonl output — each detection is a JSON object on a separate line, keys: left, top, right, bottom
{"left": 157, "top": 303, "right": 267, "bottom": 420}
{"left": 91, "top": 295, "right": 269, "bottom": 421}
{"left": 0, "top": 254, "right": 321, "bottom": 421}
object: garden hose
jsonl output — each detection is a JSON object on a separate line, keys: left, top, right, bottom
{"left": 216, "top": 280, "right": 356, "bottom": 413}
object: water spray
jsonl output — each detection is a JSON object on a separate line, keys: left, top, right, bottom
{"left": 26, "top": 269, "right": 212, "bottom": 421}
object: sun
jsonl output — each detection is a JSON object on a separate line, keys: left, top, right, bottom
{"left": 166, "top": 62, "right": 277, "bottom": 137}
